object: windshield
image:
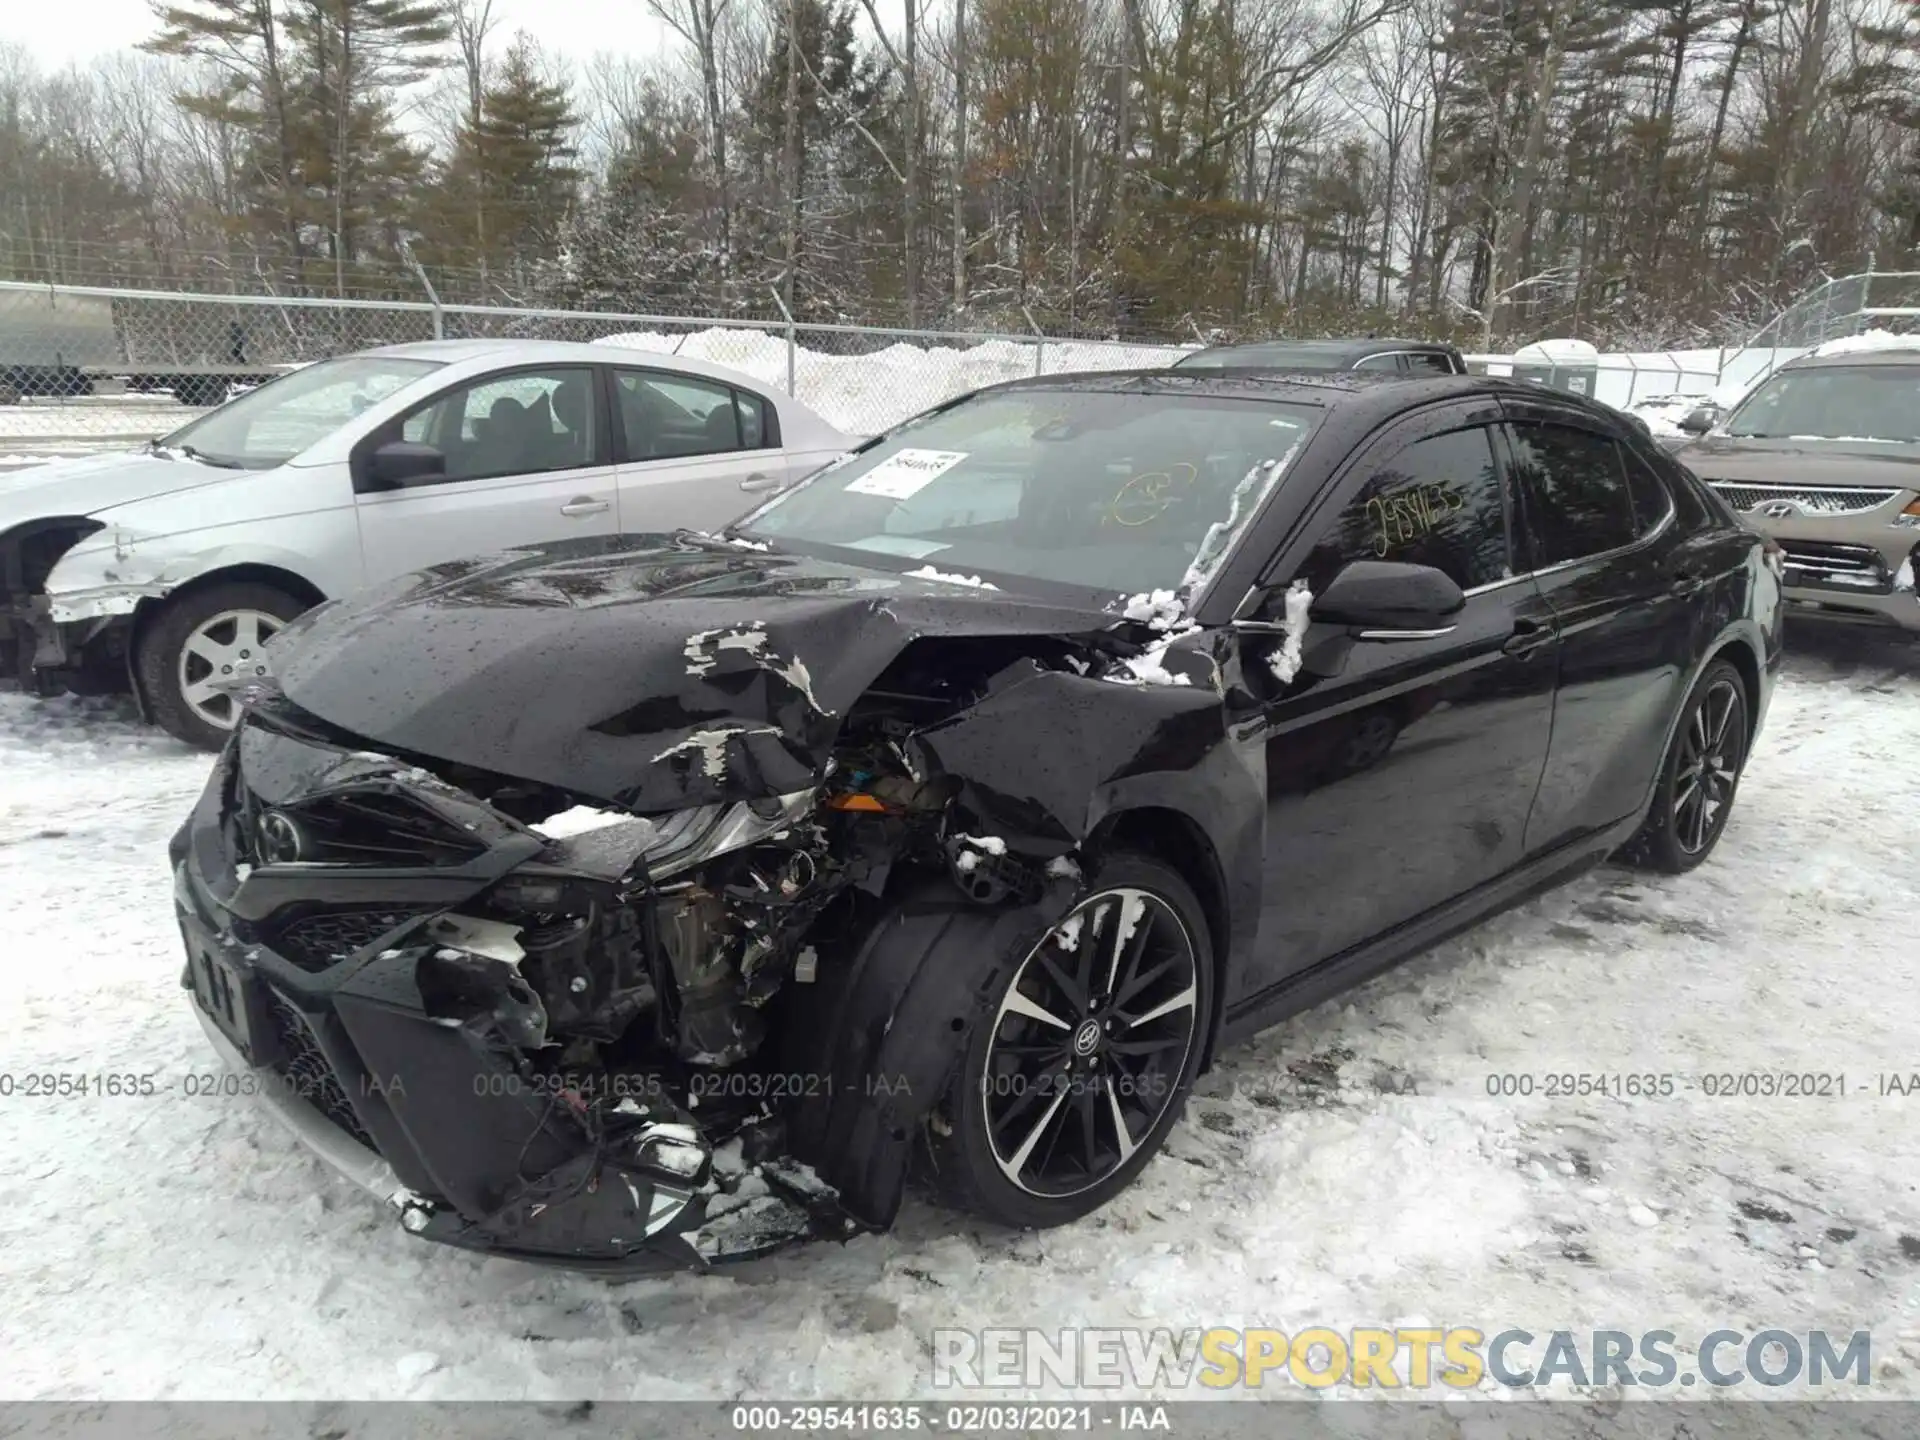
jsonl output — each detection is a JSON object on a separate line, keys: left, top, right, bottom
{"left": 737, "top": 389, "right": 1320, "bottom": 598}
{"left": 162, "top": 355, "right": 443, "bottom": 468}
{"left": 1724, "top": 365, "right": 1920, "bottom": 442}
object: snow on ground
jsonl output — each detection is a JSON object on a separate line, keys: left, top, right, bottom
{"left": 0, "top": 395, "right": 204, "bottom": 446}
{"left": 2, "top": 641, "right": 1919, "bottom": 1403}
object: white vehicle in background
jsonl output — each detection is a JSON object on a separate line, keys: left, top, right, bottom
{"left": 0, "top": 339, "right": 855, "bottom": 749}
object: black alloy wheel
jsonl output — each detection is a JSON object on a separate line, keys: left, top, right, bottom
{"left": 926, "top": 853, "right": 1214, "bottom": 1228}
{"left": 1625, "top": 657, "right": 1749, "bottom": 873}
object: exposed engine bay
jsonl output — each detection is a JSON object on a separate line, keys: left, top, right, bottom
{"left": 171, "top": 541, "right": 1257, "bottom": 1271}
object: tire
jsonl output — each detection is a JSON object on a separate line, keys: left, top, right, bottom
{"left": 137, "top": 582, "right": 307, "bottom": 750}
{"left": 1621, "top": 657, "right": 1750, "bottom": 874}
{"left": 922, "top": 852, "right": 1215, "bottom": 1229}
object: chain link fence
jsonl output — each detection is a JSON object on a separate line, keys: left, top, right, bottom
{"left": 0, "top": 281, "right": 1187, "bottom": 458}
{"left": 9, "top": 273, "right": 1915, "bottom": 464}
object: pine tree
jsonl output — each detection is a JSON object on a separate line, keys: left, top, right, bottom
{"left": 283, "top": 0, "right": 453, "bottom": 293}
{"left": 434, "top": 34, "right": 580, "bottom": 284}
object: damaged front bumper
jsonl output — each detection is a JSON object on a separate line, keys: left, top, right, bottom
{"left": 170, "top": 725, "right": 864, "bottom": 1273}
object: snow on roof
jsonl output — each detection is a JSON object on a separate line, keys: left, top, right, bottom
{"left": 1811, "top": 328, "right": 1920, "bottom": 358}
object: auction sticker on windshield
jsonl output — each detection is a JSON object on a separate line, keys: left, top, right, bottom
{"left": 844, "top": 448, "right": 969, "bottom": 499}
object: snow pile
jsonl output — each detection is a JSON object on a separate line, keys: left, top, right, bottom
{"left": 953, "top": 833, "right": 1009, "bottom": 875}
{"left": 1108, "top": 642, "right": 1194, "bottom": 688}
{"left": 1180, "top": 452, "right": 1301, "bottom": 592}
{"left": 530, "top": 805, "right": 634, "bottom": 839}
{"left": 1266, "top": 581, "right": 1315, "bottom": 684}
{"left": 1812, "top": 328, "right": 1920, "bottom": 358}
{"left": 904, "top": 565, "right": 999, "bottom": 590}
{"left": 596, "top": 329, "right": 1183, "bottom": 436}
{"left": 1120, "top": 589, "right": 1184, "bottom": 630}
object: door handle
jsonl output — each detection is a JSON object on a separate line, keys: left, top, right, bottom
{"left": 1503, "top": 615, "right": 1555, "bottom": 657}
{"left": 1668, "top": 565, "right": 1701, "bottom": 593}
{"left": 560, "top": 497, "right": 610, "bottom": 517}
{"left": 739, "top": 473, "right": 782, "bottom": 493}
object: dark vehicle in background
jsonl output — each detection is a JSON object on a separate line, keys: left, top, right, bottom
{"left": 1174, "top": 338, "right": 1469, "bottom": 377}
{"left": 1674, "top": 348, "right": 1920, "bottom": 632}
{"left": 172, "top": 368, "right": 1780, "bottom": 1275}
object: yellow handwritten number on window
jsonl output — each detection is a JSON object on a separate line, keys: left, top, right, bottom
{"left": 1366, "top": 483, "right": 1464, "bottom": 558}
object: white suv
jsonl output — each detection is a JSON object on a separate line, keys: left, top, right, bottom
{"left": 0, "top": 339, "right": 854, "bottom": 747}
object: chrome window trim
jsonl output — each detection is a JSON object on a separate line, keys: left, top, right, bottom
{"left": 1523, "top": 503, "right": 1677, "bottom": 582}
{"left": 1356, "top": 626, "right": 1459, "bottom": 641}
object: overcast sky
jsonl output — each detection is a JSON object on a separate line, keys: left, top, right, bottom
{"left": 0, "top": 0, "right": 664, "bottom": 70}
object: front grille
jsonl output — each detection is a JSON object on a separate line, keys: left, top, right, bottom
{"left": 1709, "top": 482, "right": 1898, "bottom": 516}
{"left": 263, "top": 986, "right": 376, "bottom": 1150}
{"left": 274, "top": 909, "right": 428, "bottom": 973}
{"left": 1777, "top": 540, "right": 1892, "bottom": 592}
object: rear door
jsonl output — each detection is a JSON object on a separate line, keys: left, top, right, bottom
{"left": 352, "top": 364, "right": 620, "bottom": 580}
{"left": 1233, "top": 399, "right": 1560, "bottom": 999}
{"left": 1500, "top": 400, "right": 1700, "bottom": 852}
{"left": 609, "top": 367, "right": 790, "bottom": 533}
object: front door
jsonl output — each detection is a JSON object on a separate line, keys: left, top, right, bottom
{"left": 353, "top": 364, "right": 621, "bottom": 582}
{"left": 1231, "top": 402, "right": 1560, "bottom": 1002}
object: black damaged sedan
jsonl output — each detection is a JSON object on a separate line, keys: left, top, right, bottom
{"left": 172, "top": 370, "right": 1783, "bottom": 1271}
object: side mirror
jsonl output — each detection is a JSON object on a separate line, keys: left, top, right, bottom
{"left": 1677, "top": 406, "right": 1717, "bottom": 436}
{"left": 1312, "top": 560, "right": 1464, "bottom": 634}
{"left": 364, "top": 439, "right": 446, "bottom": 490}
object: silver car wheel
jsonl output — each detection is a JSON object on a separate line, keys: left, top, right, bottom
{"left": 176, "top": 607, "right": 282, "bottom": 731}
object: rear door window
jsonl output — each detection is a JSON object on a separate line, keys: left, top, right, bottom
{"left": 1506, "top": 422, "right": 1637, "bottom": 566}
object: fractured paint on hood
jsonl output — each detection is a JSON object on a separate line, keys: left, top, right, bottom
{"left": 270, "top": 534, "right": 1151, "bottom": 814}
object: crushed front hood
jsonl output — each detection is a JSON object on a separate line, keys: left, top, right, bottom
{"left": 272, "top": 534, "right": 1125, "bottom": 810}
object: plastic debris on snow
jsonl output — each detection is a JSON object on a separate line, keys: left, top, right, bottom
{"left": 905, "top": 565, "right": 999, "bottom": 590}
{"left": 1267, "top": 581, "right": 1315, "bottom": 685}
